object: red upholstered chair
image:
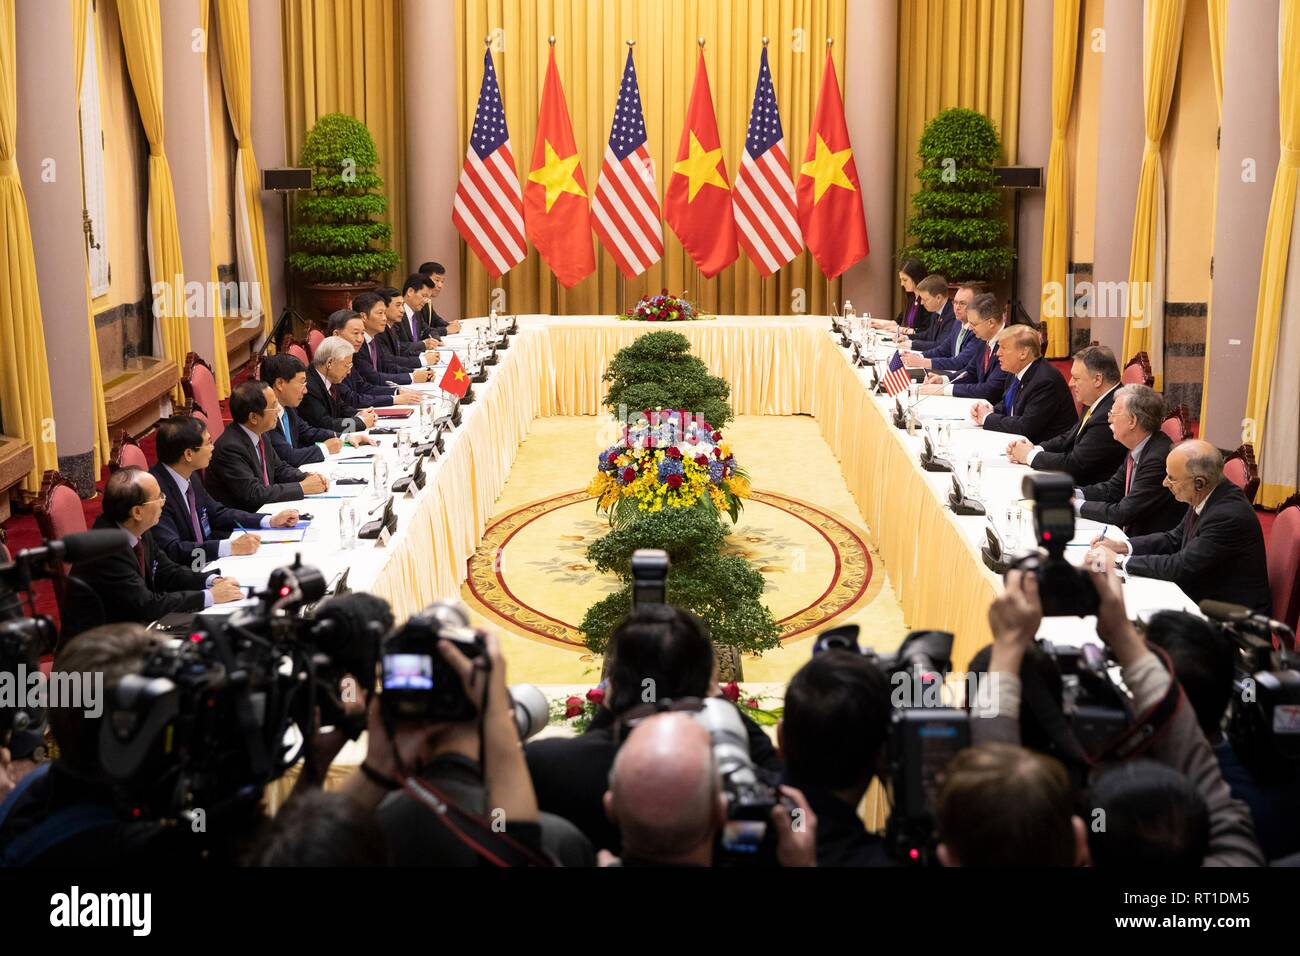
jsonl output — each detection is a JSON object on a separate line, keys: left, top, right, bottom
{"left": 1268, "top": 499, "right": 1300, "bottom": 631}
{"left": 307, "top": 329, "right": 325, "bottom": 359}
{"left": 1161, "top": 404, "right": 1191, "bottom": 443}
{"left": 1223, "top": 444, "right": 1260, "bottom": 503}
{"left": 1122, "top": 352, "right": 1155, "bottom": 387}
{"left": 288, "top": 343, "right": 310, "bottom": 366}
{"left": 108, "top": 430, "right": 149, "bottom": 474}
{"left": 0, "top": 527, "right": 9, "bottom": 563}
{"left": 181, "top": 352, "right": 224, "bottom": 442}
{"left": 33, "top": 470, "right": 86, "bottom": 608}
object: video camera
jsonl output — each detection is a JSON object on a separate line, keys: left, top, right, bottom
{"left": 1011, "top": 473, "right": 1099, "bottom": 617}
{"left": 2, "top": 530, "right": 128, "bottom": 759}
{"left": 1200, "top": 600, "right": 1300, "bottom": 783}
{"left": 98, "top": 556, "right": 382, "bottom": 823}
{"left": 379, "top": 600, "right": 548, "bottom": 739}
{"left": 813, "top": 625, "right": 970, "bottom": 865}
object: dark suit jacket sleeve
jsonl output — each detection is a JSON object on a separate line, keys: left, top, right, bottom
{"left": 151, "top": 505, "right": 218, "bottom": 565}
{"left": 151, "top": 542, "right": 211, "bottom": 592}
{"left": 203, "top": 488, "right": 266, "bottom": 537}
{"left": 265, "top": 424, "right": 325, "bottom": 468}
{"left": 1127, "top": 521, "right": 1186, "bottom": 562}
{"left": 211, "top": 442, "right": 305, "bottom": 510}
{"left": 300, "top": 386, "right": 362, "bottom": 435}
{"left": 90, "top": 551, "right": 207, "bottom": 623}
{"left": 982, "top": 376, "right": 1077, "bottom": 441}
{"left": 267, "top": 440, "right": 308, "bottom": 487}
{"left": 296, "top": 414, "right": 338, "bottom": 445}
{"left": 1080, "top": 451, "right": 1173, "bottom": 531}
{"left": 953, "top": 363, "right": 1009, "bottom": 403}
{"left": 1127, "top": 511, "right": 1244, "bottom": 588}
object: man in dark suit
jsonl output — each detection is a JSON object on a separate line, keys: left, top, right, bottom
{"left": 394, "top": 273, "right": 441, "bottom": 353}
{"left": 972, "top": 324, "right": 1078, "bottom": 443}
{"left": 903, "top": 283, "right": 980, "bottom": 370}
{"left": 352, "top": 291, "right": 439, "bottom": 387}
{"left": 372, "top": 287, "right": 425, "bottom": 371}
{"left": 150, "top": 415, "right": 301, "bottom": 566}
{"left": 331, "top": 309, "right": 423, "bottom": 409}
{"left": 300, "top": 337, "right": 378, "bottom": 435}
{"left": 919, "top": 293, "right": 1010, "bottom": 404}
{"left": 904, "top": 274, "right": 955, "bottom": 353}
{"left": 1006, "top": 344, "right": 1126, "bottom": 485}
{"left": 60, "top": 467, "right": 244, "bottom": 642}
{"left": 261, "top": 353, "right": 376, "bottom": 467}
{"left": 1074, "top": 385, "right": 1186, "bottom": 537}
{"left": 1090, "top": 440, "right": 1273, "bottom": 614}
{"left": 417, "top": 261, "right": 461, "bottom": 338}
{"left": 204, "top": 381, "right": 330, "bottom": 511}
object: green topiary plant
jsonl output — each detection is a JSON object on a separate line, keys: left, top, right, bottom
{"left": 289, "top": 113, "right": 401, "bottom": 284}
{"left": 901, "top": 108, "right": 1013, "bottom": 282}
{"left": 579, "top": 508, "right": 781, "bottom": 659}
{"left": 601, "top": 331, "right": 733, "bottom": 428}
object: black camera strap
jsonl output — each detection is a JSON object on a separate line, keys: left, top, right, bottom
{"left": 400, "top": 776, "right": 553, "bottom": 867}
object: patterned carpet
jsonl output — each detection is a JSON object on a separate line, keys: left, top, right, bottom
{"left": 460, "top": 416, "right": 908, "bottom": 685}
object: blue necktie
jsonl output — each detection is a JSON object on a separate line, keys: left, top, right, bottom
{"left": 282, "top": 414, "right": 293, "bottom": 445}
{"left": 1004, "top": 377, "right": 1020, "bottom": 415}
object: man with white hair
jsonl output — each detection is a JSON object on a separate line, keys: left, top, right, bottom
{"left": 299, "top": 335, "right": 379, "bottom": 435}
{"left": 1090, "top": 439, "right": 1272, "bottom": 614}
{"left": 601, "top": 712, "right": 818, "bottom": 867}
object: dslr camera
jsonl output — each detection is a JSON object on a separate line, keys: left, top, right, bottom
{"left": 1012, "top": 473, "right": 1099, "bottom": 617}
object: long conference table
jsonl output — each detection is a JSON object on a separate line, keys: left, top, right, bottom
{"left": 199, "top": 314, "right": 1197, "bottom": 677}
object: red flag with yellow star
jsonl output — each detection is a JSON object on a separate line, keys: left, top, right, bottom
{"left": 524, "top": 47, "right": 595, "bottom": 287}
{"left": 438, "top": 352, "right": 471, "bottom": 398}
{"left": 797, "top": 50, "right": 868, "bottom": 279}
{"left": 664, "top": 50, "right": 737, "bottom": 278}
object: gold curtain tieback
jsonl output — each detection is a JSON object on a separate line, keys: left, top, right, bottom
{"left": 1143, "top": 138, "right": 1162, "bottom": 158}
{"left": 149, "top": 144, "right": 164, "bottom": 157}
{"left": 0, "top": 156, "right": 17, "bottom": 176}
{"left": 1282, "top": 144, "right": 1300, "bottom": 168}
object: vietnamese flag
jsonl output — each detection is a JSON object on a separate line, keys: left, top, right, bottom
{"left": 523, "top": 47, "right": 595, "bottom": 288}
{"left": 664, "top": 50, "right": 738, "bottom": 278}
{"left": 797, "top": 50, "right": 869, "bottom": 279}
{"left": 438, "top": 352, "right": 471, "bottom": 398}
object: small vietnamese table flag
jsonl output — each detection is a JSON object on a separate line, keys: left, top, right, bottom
{"left": 797, "top": 46, "right": 869, "bottom": 279}
{"left": 664, "top": 44, "right": 738, "bottom": 278}
{"left": 524, "top": 42, "right": 595, "bottom": 288}
{"left": 438, "top": 353, "right": 472, "bottom": 399}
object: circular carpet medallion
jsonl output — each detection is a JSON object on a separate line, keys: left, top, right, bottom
{"left": 463, "top": 489, "right": 879, "bottom": 651}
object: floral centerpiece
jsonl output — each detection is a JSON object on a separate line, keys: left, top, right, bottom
{"left": 619, "top": 289, "right": 708, "bottom": 322}
{"left": 587, "top": 409, "right": 751, "bottom": 524}
{"left": 550, "top": 682, "right": 782, "bottom": 734}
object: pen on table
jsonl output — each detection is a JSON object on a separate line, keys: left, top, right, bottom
{"left": 1100, "top": 525, "right": 1109, "bottom": 539}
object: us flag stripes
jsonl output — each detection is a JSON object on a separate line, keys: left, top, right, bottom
{"left": 592, "top": 48, "right": 664, "bottom": 278}
{"left": 733, "top": 46, "right": 802, "bottom": 276}
{"left": 452, "top": 49, "right": 527, "bottom": 278}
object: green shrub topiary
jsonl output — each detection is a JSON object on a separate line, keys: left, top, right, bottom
{"left": 601, "top": 331, "right": 733, "bottom": 428}
{"left": 901, "top": 108, "right": 1013, "bottom": 281}
{"left": 289, "top": 113, "right": 401, "bottom": 284}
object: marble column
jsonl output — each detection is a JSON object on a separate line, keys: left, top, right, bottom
{"left": 404, "top": 0, "right": 463, "bottom": 321}
{"left": 1089, "top": 0, "right": 1145, "bottom": 358}
{"left": 15, "top": 0, "right": 96, "bottom": 492}
{"left": 1202, "top": 0, "right": 1281, "bottom": 448}
{"left": 841, "top": 0, "right": 897, "bottom": 322}
{"left": 249, "top": 0, "right": 289, "bottom": 324}
{"left": 1016, "top": 0, "right": 1053, "bottom": 330}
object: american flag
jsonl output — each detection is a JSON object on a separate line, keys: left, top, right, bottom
{"left": 592, "top": 49, "right": 663, "bottom": 278}
{"left": 452, "top": 50, "right": 527, "bottom": 277}
{"left": 733, "top": 47, "right": 802, "bottom": 276}
{"left": 883, "top": 364, "right": 911, "bottom": 397}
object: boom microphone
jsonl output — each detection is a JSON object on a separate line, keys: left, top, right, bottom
{"left": 16, "top": 529, "right": 131, "bottom": 566}
{"left": 1200, "top": 600, "right": 1296, "bottom": 645}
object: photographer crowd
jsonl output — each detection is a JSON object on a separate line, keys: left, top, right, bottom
{"left": 1, "top": 550, "right": 1297, "bottom": 867}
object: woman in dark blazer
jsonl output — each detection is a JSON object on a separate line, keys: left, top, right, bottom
{"left": 870, "top": 257, "right": 933, "bottom": 339}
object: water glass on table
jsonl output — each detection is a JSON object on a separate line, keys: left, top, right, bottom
{"left": 965, "top": 455, "right": 983, "bottom": 500}
{"left": 338, "top": 500, "right": 358, "bottom": 550}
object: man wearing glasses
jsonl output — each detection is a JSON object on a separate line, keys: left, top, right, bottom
{"left": 417, "top": 261, "right": 461, "bottom": 338}
{"left": 1088, "top": 439, "right": 1272, "bottom": 614}
{"left": 59, "top": 467, "right": 244, "bottom": 644}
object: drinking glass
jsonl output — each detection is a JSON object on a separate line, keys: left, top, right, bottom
{"left": 338, "top": 501, "right": 357, "bottom": 550}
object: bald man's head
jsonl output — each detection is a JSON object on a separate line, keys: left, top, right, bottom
{"left": 604, "top": 713, "right": 723, "bottom": 864}
{"left": 1164, "top": 439, "right": 1223, "bottom": 506}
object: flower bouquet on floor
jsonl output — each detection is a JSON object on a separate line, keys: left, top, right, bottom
{"left": 619, "top": 289, "right": 709, "bottom": 322}
{"left": 586, "top": 409, "right": 751, "bottom": 525}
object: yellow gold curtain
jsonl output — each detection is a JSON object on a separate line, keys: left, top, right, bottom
{"left": 456, "top": 0, "right": 846, "bottom": 317}
{"left": 282, "top": 0, "right": 407, "bottom": 282}
{"left": 0, "top": 0, "right": 59, "bottom": 492}
{"left": 72, "top": 0, "right": 110, "bottom": 475}
{"left": 1244, "top": 0, "right": 1300, "bottom": 508}
{"left": 1198, "top": 0, "right": 1227, "bottom": 429}
{"left": 1040, "top": 0, "right": 1080, "bottom": 358}
{"left": 894, "top": 0, "right": 1022, "bottom": 300}
{"left": 1120, "top": 0, "right": 1186, "bottom": 388}
{"left": 201, "top": 0, "right": 231, "bottom": 398}
{"left": 116, "top": 0, "right": 191, "bottom": 403}
{"left": 215, "top": 0, "right": 275, "bottom": 344}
